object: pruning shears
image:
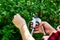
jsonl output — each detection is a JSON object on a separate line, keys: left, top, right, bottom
{"left": 31, "top": 13, "right": 46, "bottom": 36}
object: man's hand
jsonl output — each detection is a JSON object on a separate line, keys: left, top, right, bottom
{"left": 30, "top": 21, "right": 56, "bottom": 34}
{"left": 12, "top": 14, "right": 26, "bottom": 29}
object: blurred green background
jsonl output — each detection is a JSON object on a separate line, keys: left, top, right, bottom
{"left": 0, "top": 0, "right": 60, "bottom": 40}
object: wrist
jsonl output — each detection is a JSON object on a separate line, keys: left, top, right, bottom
{"left": 46, "top": 28, "right": 56, "bottom": 35}
{"left": 19, "top": 24, "right": 35, "bottom": 40}
{"left": 18, "top": 23, "right": 26, "bottom": 29}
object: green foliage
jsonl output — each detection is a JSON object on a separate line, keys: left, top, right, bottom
{"left": 0, "top": 0, "right": 60, "bottom": 40}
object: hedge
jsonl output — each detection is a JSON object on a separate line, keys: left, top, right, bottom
{"left": 0, "top": 0, "right": 60, "bottom": 40}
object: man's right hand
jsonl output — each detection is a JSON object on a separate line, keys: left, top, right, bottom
{"left": 30, "top": 21, "right": 56, "bottom": 34}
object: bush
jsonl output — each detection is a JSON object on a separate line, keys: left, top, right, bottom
{"left": 0, "top": 0, "right": 60, "bottom": 40}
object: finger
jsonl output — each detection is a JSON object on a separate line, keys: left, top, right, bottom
{"left": 42, "top": 36, "right": 49, "bottom": 40}
{"left": 16, "top": 14, "right": 21, "bottom": 18}
{"left": 14, "top": 15, "right": 20, "bottom": 22}
{"left": 30, "top": 25, "right": 33, "bottom": 29}
{"left": 33, "top": 31, "right": 40, "bottom": 33}
{"left": 30, "top": 24, "right": 39, "bottom": 30}
{"left": 34, "top": 23, "right": 43, "bottom": 32}
{"left": 14, "top": 14, "right": 20, "bottom": 20}
{"left": 30, "top": 22, "right": 33, "bottom": 29}
{"left": 30, "top": 25, "right": 39, "bottom": 30}
{"left": 35, "top": 24, "right": 39, "bottom": 28}
{"left": 30, "top": 22, "right": 33, "bottom": 25}
{"left": 39, "top": 22, "right": 43, "bottom": 27}
{"left": 34, "top": 26, "right": 39, "bottom": 31}
{"left": 30, "top": 26, "right": 33, "bottom": 29}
